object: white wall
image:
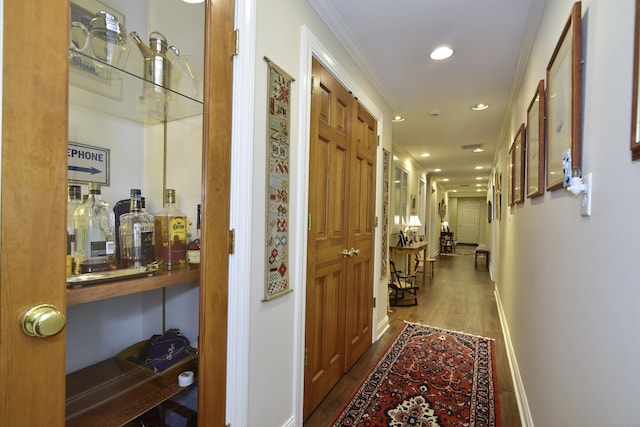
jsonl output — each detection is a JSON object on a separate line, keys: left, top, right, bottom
{"left": 494, "top": 0, "right": 640, "bottom": 425}
{"left": 244, "top": 1, "right": 393, "bottom": 426}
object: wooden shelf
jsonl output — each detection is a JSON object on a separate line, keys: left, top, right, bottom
{"left": 66, "top": 357, "right": 196, "bottom": 426}
{"left": 67, "top": 269, "right": 200, "bottom": 306}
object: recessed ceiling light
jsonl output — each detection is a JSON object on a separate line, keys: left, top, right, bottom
{"left": 474, "top": 166, "right": 484, "bottom": 170}
{"left": 392, "top": 115, "right": 405, "bottom": 122}
{"left": 433, "top": 168, "right": 442, "bottom": 172}
{"left": 473, "top": 148, "right": 485, "bottom": 153}
{"left": 475, "top": 177, "right": 483, "bottom": 180}
{"left": 420, "top": 153, "right": 431, "bottom": 157}
{"left": 442, "top": 178, "right": 449, "bottom": 182}
{"left": 471, "top": 103, "right": 489, "bottom": 111}
{"left": 430, "top": 46, "right": 454, "bottom": 61}
{"left": 476, "top": 189, "right": 483, "bottom": 192}
{"left": 476, "top": 184, "right": 483, "bottom": 187}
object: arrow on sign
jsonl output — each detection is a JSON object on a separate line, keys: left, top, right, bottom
{"left": 68, "top": 165, "right": 101, "bottom": 175}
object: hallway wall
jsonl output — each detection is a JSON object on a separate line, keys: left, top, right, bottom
{"left": 494, "top": 0, "right": 640, "bottom": 425}
{"left": 244, "top": 1, "right": 394, "bottom": 426}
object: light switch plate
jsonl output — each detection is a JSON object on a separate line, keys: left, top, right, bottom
{"left": 580, "top": 173, "right": 592, "bottom": 217}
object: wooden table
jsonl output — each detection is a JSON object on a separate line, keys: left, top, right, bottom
{"left": 389, "top": 241, "right": 428, "bottom": 287}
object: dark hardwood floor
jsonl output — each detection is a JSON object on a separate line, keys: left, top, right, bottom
{"left": 304, "top": 251, "right": 522, "bottom": 427}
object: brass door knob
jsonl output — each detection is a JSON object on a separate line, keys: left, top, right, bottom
{"left": 350, "top": 248, "right": 360, "bottom": 256}
{"left": 341, "top": 249, "right": 352, "bottom": 258}
{"left": 21, "top": 304, "right": 67, "bottom": 338}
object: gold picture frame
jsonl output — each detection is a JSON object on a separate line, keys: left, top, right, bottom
{"left": 631, "top": 0, "right": 640, "bottom": 160}
{"left": 546, "top": 1, "right": 582, "bottom": 191}
{"left": 527, "top": 80, "right": 545, "bottom": 198}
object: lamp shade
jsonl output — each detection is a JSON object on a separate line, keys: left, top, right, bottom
{"left": 407, "top": 215, "right": 422, "bottom": 227}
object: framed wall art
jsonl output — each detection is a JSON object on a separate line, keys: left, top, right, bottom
{"left": 507, "top": 147, "right": 514, "bottom": 207}
{"left": 631, "top": 0, "right": 640, "bottom": 160}
{"left": 527, "top": 80, "right": 545, "bottom": 198}
{"left": 511, "top": 124, "right": 525, "bottom": 205}
{"left": 546, "top": 1, "right": 582, "bottom": 190}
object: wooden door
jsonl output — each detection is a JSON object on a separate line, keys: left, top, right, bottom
{"left": 0, "top": 1, "right": 68, "bottom": 424}
{"left": 0, "top": 0, "right": 233, "bottom": 425}
{"left": 304, "top": 58, "right": 375, "bottom": 418}
{"left": 344, "top": 104, "right": 376, "bottom": 369}
{"left": 304, "top": 58, "right": 352, "bottom": 418}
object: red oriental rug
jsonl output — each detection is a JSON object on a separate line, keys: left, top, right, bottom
{"left": 329, "top": 322, "right": 500, "bottom": 427}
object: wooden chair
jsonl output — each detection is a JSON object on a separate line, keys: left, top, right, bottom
{"left": 414, "top": 254, "right": 436, "bottom": 279}
{"left": 389, "top": 259, "right": 418, "bottom": 306}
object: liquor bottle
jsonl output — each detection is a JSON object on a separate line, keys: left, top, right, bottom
{"left": 119, "top": 189, "right": 155, "bottom": 268}
{"left": 74, "top": 182, "right": 116, "bottom": 273}
{"left": 187, "top": 204, "right": 201, "bottom": 269}
{"left": 67, "top": 185, "right": 82, "bottom": 275}
{"left": 154, "top": 189, "right": 187, "bottom": 271}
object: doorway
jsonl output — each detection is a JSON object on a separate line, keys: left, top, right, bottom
{"left": 457, "top": 199, "right": 481, "bottom": 244}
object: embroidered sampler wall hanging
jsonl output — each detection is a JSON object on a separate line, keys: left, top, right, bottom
{"left": 381, "top": 148, "right": 390, "bottom": 277}
{"left": 263, "top": 57, "right": 295, "bottom": 301}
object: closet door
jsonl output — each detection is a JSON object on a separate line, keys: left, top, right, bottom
{"left": 304, "top": 57, "right": 353, "bottom": 418}
{"left": 304, "top": 57, "right": 375, "bottom": 418}
{"left": 344, "top": 103, "right": 376, "bottom": 369}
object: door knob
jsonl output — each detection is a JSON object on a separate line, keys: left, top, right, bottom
{"left": 341, "top": 249, "right": 352, "bottom": 258}
{"left": 350, "top": 248, "right": 360, "bottom": 256}
{"left": 21, "top": 304, "right": 67, "bottom": 338}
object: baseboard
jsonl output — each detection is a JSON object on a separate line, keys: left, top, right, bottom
{"left": 376, "top": 313, "right": 390, "bottom": 341}
{"left": 494, "top": 286, "right": 535, "bottom": 427}
{"left": 282, "top": 416, "right": 295, "bottom": 427}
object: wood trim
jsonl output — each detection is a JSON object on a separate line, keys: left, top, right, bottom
{"left": 198, "top": 0, "right": 235, "bottom": 424}
{"left": 0, "top": 0, "right": 69, "bottom": 424}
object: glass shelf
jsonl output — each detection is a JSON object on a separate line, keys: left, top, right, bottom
{"left": 69, "top": 49, "right": 203, "bottom": 125}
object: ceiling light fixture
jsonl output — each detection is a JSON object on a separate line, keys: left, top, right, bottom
{"left": 471, "top": 103, "right": 489, "bottom": 111}
{"left": 430, "top": 46, "right": 454, "bottom": 61}
{"left": 433, "top": 168, "right": 442, "bottom": 172}
{"left": 474, "top": 166, "right": 484, "bottom": 170}
{"left": 392, "top": 115, "right": 405, "bottom": 122}
{"left": 420, "top": 153, "right": 431, "bottom": 157}
{"left": 442, "top": 178, "right": 449, "bottom": 182}
{"left": 473, "top": 148, "right": 485, "bottom": 153}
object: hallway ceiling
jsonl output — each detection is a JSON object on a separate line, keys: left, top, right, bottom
{"left": 309, "top": 0, "right": 539, "bottom": 192}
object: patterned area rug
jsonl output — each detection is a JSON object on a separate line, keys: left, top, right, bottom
{"left": 441, "top": 244, "right": 476, "bottom": 257}
{"left": 329, "top": 322, "right": 500, "bottom": 427}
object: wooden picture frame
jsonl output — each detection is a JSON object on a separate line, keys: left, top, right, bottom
{"left": 507, "top": 146, "right": 514, "bottom": 207}
{"left": 546, "top": 1, "right": 582, "bottom": 191}
{"left": 631, "top": 0, "right": 640, "bottom": 160}
{"left": 512, "top": 124, "right": 525, "bottom": 205}
{"left": 527, "top": 80, "right": 545, "bottom": 198}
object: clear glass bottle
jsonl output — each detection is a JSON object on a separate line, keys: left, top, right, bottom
{"left": 187, "top": 204, "right": 201, "bottom": 269}
{"left": 154, "top": 189, "right": 187, "bottom": 271}
{"left": 67, "top": 185, "right": 82, "bottom": 276}
{"left": 74, "top": 182, "right": 116, "bottom": 274}
{"left": 119, "top": 189, "right": 155, "bottom": 268}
